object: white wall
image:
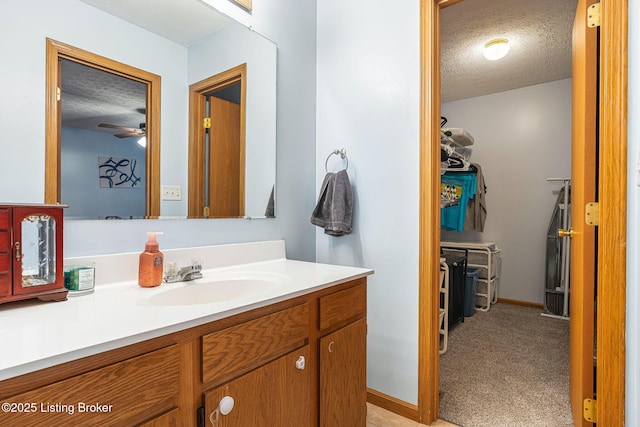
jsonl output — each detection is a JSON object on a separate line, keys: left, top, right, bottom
{"left": 0, "top": 0, "right": 317, "bottom": 261}
{"left": 627, "top": 2, "right": 639, "bottom": 423}
{"left": 441, "top": 79, "right": 572, "bottom": 304}
{"left": 316, "top": 0, "right": 421, "bottom": 404}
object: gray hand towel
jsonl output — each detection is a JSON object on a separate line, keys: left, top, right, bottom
{"left": 310, "top": 169, "right": 353, "bottom": 236}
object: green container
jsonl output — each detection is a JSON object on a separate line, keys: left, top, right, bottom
{"left": 64, "top": 264, "right": 95, "bottom": 295}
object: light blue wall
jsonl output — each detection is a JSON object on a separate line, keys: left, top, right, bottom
{"left": 0, "top": 0, "right": 317, "bottom": 261}
{"left": 61, "top": 126, "right": 146, "bottom": 219}
{"left": 316, "top": 0, "right": 421, "bottom": 405}
{"left": 626, "top": 1, "right": 639, "bottom": 423}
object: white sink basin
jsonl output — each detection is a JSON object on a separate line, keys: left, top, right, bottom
{"left": 132, "top": 271, "right": 288, "bottom": 306}
{"left": 146, "top": 279, "right": 278, "bottom": 306}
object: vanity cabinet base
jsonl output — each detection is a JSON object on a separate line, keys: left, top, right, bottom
{"left": 0, "top": 278, "right": 367, "bottom": 426}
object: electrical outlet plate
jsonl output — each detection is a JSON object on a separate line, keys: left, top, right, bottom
{"left": 162, "top": 185, "right": 182, "bottom": 201}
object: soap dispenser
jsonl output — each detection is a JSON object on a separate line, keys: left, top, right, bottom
{"left": 139, "top": 232, "right": 164, "bottom": 288}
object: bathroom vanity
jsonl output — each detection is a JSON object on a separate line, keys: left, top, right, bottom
{"left": 0, "top": 241, "right": 372, "bottom": 426}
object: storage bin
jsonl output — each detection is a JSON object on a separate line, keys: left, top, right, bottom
{"left": 442, "top": 253, "right": 467, "bottom": 328}
{"left": 464, "top": 268, "right": 479, "bottom": 317}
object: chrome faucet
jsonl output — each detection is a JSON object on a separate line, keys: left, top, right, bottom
{"left": 163, "top": 261, "right": 203, "bottom": 283}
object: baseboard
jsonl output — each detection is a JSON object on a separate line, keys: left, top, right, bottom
{"left": 497, "top": 298, "right": 544, "bottom": 309}
{"left": 366, "top": 388, "right": 420, "bottom": 422}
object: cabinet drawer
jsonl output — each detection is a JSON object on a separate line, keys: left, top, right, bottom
{"left": 138, "top": 408, "right": 180, "bottom": 427}
{"left": 0, "top": 345, "right": 180, "bottom": 427}
{"left": 319, "top": 281, "right": 366, "bottom": 331}
{"left": 0, "top": 231, "right": 10, "bottom": 251}
{"left": 0, "top": 208, "right": 9, "bottom": 229}
{"left": 202, "top": 303, "right": 309, "bottom": 386}
{"left": 0, "top": 251, "right": 10, "bottom": 273}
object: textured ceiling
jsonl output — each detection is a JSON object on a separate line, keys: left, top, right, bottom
{"left": 441, "top": 0, "right": 578, "bottom": 103}
{"left": 61, "top": 59, "right": 146, "bottom": 134}
{"left": 78, "top": 0, "right": 233, "bottom": 47}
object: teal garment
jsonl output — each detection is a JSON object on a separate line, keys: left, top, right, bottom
{"left": 441, "top": 173, "right": 477, "bottom": 232}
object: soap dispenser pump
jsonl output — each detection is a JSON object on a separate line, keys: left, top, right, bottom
{"left": 138, "top": 232, "right": 164, "bottom": 288}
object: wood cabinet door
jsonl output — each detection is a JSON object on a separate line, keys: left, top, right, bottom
{"left": 12, "top": 206, "right": 64, "bottom": 295}
{"left": 319, "top": 318, "right": 367, "bottom": 427}
{"left": 204, "top": 346, "right": 311, "bottom": 426}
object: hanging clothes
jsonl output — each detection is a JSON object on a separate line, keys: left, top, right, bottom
{"left": 441, "top": 172, "right": 476, "bottom": 232}
{"left": 463, "top": 163, "right": 487, "bottom": 232}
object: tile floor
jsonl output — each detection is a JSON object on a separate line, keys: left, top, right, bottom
{"left": 367, "top": 404, "right": 458, "bottom": 427}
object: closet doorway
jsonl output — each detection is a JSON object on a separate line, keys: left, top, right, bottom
{"left": 418, "top": 0, "right": 627, "bottom": 426}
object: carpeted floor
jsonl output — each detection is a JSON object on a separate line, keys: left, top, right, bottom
{"left": 439, "top": 303, "right": 573, "bottom": 427}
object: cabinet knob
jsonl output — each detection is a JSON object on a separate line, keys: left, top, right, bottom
{"left": 328, "top": 341, "right": 335, "bottom": 353}
{"left": 14, "top": 241, "right": 20, "bottom": 260}
{"left": 218, "top": 396, "right": 234, "bottom": 415}
{"left": 296, "top": 355, "right": 306, "bottom": 370}
{"left": 209, "top": 396, "right": 235, "bottom": 426}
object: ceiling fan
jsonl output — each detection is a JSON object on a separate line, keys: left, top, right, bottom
{"left": 98, "top": 122, "right": 146, "bottom": 138}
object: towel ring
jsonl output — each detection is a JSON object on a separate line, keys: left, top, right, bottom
{"left": 325, "top": 148, "right": 348, "bottom": 172}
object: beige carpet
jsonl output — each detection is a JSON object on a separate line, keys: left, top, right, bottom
{"left": 439, "top": 303, "right": 573, "bottom": 427}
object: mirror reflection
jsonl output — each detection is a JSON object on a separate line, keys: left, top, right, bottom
{"left": 61, "top": 59, "right": 148, "bottom": 219}
{"left": 21, "top": 214, "right": 57, "bottom": 287}
{"left": 51, "top": 7, "right": 277, "bottom": 220}
{"left": 188, "top": 22, "right": 277, "bottom": 219}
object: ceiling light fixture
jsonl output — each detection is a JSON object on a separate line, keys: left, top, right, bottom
{"left": 483, "top": 38, "right": 510, "bottom": 61}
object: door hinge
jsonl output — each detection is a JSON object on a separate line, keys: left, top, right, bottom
{"left": 585, "top": 202, "right": 599, "bottom": 226}
{"left": 203, "top": 117, "right": 211, "bottom": 129}
{"left": 203, "top": 206, "right": 210, "bottom": 218}
{"left": 56, "top": 86, "right": 61, "bottom": 102}
{"left": 197, "top": 405, "right": 205, "bottom": 427}
{"left": 584, "top": 398, "right": 597, "bottom": 423}
{"left": 587, "top": 3, "right": 601, "bottom": 28}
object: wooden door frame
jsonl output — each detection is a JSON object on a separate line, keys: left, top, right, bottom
{"left": 418, "top": 0, "right": 628, "bottom": 425}
{"left": 187, "top": 64, "right": 247, "bottom": 218}
{"left": 44, "top": 38, "right": 161, "bottom": 217}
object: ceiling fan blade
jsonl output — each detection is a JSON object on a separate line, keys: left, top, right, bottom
{"left": 114, "top": 132, "right": 145, "bottom": 138}
{"left": 99, "top": 123, "right": 138, "bottom": 132}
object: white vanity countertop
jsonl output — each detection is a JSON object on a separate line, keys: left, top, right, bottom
{"left": 0, "top": 241, "right": 373, "bottom": 381}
